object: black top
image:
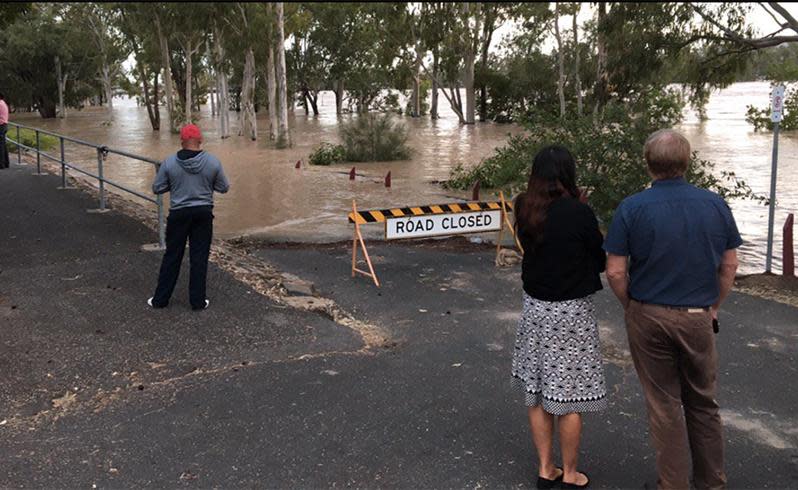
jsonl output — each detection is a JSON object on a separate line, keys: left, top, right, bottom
{"left": 516, "top": 195, "right": 606, "bottom": 301}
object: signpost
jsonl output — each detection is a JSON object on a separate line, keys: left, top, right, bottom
{"left": 766, "top": 84, "right": 785, "bottom": 273}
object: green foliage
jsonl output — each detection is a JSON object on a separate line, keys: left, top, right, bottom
{"left": 448, "top": 93, "right": 762, "bottom": 225}
{"left": 339, "top": 113, "right": 411, "bottom": 162}
{"left": 0, "top": 4, "right": 101, "bottom": 117}
{"left": 6, "top": 128, "right": 58, "bottom": 153}
{"left": 308, "top": 142, "right": 346, "bottom": 166}
{"left": 745, "top": 50, "right": 798, "bottom": 131}
{"left": 746, "top": 84, "right": 798, "bottom": 131}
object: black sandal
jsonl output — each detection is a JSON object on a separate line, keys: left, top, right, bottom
{"left": 561, "top": 471, "right": 590, "bottom": 489}
{"left": 536, "top": 467, "right": 563, "bottom": 489}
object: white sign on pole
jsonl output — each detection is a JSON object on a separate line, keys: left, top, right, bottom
{"left": 386, "top": 210, "right": 502, "bottom": 240}
{"left": 771, "top": 85, "right": 786, "bottom": 123}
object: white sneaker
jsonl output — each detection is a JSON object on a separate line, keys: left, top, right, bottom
{"left": 147, "top": 297, "right": 154, "bottom": 307}
{"left": 193, "top": 299, "right": 210, "bottom": 311}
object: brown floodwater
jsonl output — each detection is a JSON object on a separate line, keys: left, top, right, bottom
{"left": 12, "top": 82, "right": 797, "bottom": 275}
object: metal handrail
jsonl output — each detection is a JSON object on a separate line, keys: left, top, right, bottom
{"left": 5, "top": 121, "right": 165, "bottom": 249}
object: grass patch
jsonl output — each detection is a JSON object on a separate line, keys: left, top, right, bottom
{"left": 5, "top": 127, "right": 58, "bottom": 152}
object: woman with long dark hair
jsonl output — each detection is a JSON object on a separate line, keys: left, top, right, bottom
{"left": 511, "top": 145, "right": 607, "bottom": 489}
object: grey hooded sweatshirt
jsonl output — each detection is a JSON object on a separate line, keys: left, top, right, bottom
{"left": 152, "top": 150, "right": 230, "bottom": 210}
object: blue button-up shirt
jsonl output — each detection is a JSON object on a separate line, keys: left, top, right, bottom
{"left": 603, "top": 177, "right": 743, "bottom": 307}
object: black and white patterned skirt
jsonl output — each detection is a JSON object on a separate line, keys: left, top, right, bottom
{"left": 511, "top": 293, "right": 608, "bottom": 415}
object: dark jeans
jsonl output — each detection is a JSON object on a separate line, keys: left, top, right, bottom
{"left": 152, "top": 205, "right": 213, "bottom": 309}
{"left": 0, "top": 124, "right": 9, "bottom": 169}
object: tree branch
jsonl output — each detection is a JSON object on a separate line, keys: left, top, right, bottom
{"left": 768, "top": 2, "right": 798, "bottom": 35}
{"left": 691, "top": 4, "right": 798, "bottom": 49}
{"left": 759, "top": 2, "right": 788, "bottom": 29}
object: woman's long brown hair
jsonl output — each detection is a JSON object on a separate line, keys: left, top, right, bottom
{"left": 514, "top": 145, "right": 580, "bottom": 243}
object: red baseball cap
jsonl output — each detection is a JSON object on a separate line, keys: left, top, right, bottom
{"left": 180, "top": 124, "right": 203, "bottom": 141}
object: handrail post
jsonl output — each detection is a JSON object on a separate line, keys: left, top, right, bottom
{"left": 16, "top": 125, "right": 21, "bottom": 164}
{"left": 60, "top": 137, "right": 67, "bottom": 188}
{"left": 157, "top": 193, "right": 166, "bottom": 249}
{"left": 35, "top": 130, "right": 42, "bottom": 174}
{"left": 97, "top": 147, "right": 106, "bottom": 210}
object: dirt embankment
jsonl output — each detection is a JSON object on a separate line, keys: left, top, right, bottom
{"left": 735, "top": 273, "right": 798, "bottom": 308}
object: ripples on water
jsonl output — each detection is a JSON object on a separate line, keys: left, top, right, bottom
{"left": 14, "top": 82, "right": 795, "bottom": 274}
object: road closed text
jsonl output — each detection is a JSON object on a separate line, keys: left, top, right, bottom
{"left": 386, "top": 210, "right": 502, "bottom": 240}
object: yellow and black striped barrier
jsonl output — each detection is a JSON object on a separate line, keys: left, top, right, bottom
{"left": 348, "top": 200, "right": 513, "bottom": 224}
{"left": 348, "top": 193, "right": 521, "bottom": 288}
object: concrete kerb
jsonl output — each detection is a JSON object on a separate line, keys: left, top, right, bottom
{"left": 15, "top": 153, "right": 391, "bottom": 350}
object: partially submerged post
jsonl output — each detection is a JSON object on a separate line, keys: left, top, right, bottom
{"left": 472, "top": 180, "right": 480, "bottom": 201}
{"left": 784, "top": 213, "right": 795, "bottom": 277}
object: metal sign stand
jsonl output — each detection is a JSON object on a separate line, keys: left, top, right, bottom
{"left": 351, "top": 200, "right": 380, "bottom": 287}
{"left": 766, "top": 84, "right": 785, "bottom": 273}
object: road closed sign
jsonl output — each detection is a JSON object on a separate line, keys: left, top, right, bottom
{"left": 772, "top": 85, "right": 786, "bottom": 123}
{"left": 386, "top": 210, "right": 502, "bottom": 240}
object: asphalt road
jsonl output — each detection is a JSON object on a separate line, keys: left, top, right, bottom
{"left": 1, "top": 162, "right": 796, "bottom": 489}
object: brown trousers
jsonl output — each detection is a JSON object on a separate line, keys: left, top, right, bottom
{"left": 625, "top": 301, "right": 726, "bottom": 490}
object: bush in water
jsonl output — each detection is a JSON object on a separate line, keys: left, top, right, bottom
{"left": 339, "top": 113, "right": 411, "bottom": 162}
{"left": 5, "top": 128, "right": 58, "bottom": 153}
{"left": 309, "top": 142, "right": 347, "bottom": 166}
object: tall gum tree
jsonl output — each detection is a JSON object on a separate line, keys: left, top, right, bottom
{"left": 275, "top": 2, "right": 291, "bottom": 147}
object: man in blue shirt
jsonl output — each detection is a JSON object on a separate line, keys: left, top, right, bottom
{"left": 604, "top": 129, "right": 740, "bottom": 490}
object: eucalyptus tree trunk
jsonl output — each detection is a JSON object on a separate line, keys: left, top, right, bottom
{"left": 218, "top": 73, "right": 231, "bottom": 138}
{"left": 152, "top": 71, "right": 161, "bottom": 129}
{"left": 205, "top": 40, "right": 216, "bottom": 117}
{"left": 334, "top": 80, "right": 344, "bottom": 115}
{"left": 184, "top": 38, "right": 194, "bottom": 124}
{"left": 213, "top": 25, "right": 230, "bottom": 138}
{"left": 431, "top": 50, "right": 439, "bottom": 120}
{"left": 410, "top": 13, "right": 423, "bottom": 118}
{"left": 411, "top": 53, "right": 422, "bottom": 117}
{"left": 573, "top": 5, "right": 583, "bottom": 116}
{"left": 267, "top": 45, "right": 278, "bottom": 141}
{"left": 462, "top": 2, "right": 478, "bottom": 125}
{"left": 141, "top": 70, "right": 158, "bottom": 130}
{"left": 593, "top": 2, "right": 608, "bottom": 121}
{"left": 554, "top": 3, "right": 566, "bottom": 119}
{"left": 55, "top": 56, "right": 66, "bottom": 119}
{"left": 478, "top": 5, "right": 496, "bottom": 122}
{"left": 240, "top": 47, "right": 258, "bottom": 140}
{"left": 101, "top": 63, "right": 114, "bottom": 113}
{"left": 275, "top": 2, "right": 290, "bottom": 147}
{"left": 155, "top": 13, "right": 176, "bottom": 132}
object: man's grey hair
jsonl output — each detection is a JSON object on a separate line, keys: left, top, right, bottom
{"left": 644, "top": 129, "right": 691, "bottom": 178}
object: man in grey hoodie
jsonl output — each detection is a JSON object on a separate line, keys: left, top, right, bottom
{"left": 148, "top": 124, "right": 230, "bottom": 310}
